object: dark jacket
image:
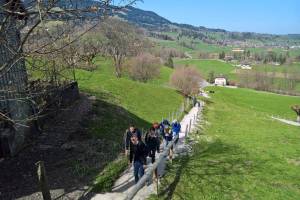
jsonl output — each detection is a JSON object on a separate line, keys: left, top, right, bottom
{"left": 129, "top": 141, "right": 147, "bottom": 165}
{"left": 125, "top": 129, "right": 142, "bottom": 150}
{"left": 145, "top": 132, "right": 160, "bottom": 152}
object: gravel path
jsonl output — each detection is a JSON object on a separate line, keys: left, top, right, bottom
{"left": 91, "top": 104, "right": 203, "bottom": 200}
{"left": 271, "top": 117, "right": 300, "bottom": 127}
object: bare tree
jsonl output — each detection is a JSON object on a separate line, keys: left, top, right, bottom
{"left": 127, "top": 53, "right": 161, "bottom": 82}
{"left": 0, "top": 0, "right": 139, "bottom": 155}
{"left": 100, "top": 18, "right": 144, "bottom": 78}
{"left": 170, "top": 66, "right": 202, "bottom": 96}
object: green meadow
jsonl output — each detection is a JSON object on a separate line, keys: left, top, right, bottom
{"left": 175, "top": 59, "right": 236, "bottom": 80}
{"left": 152, "top": 87, "right": 300, "bottom": 200}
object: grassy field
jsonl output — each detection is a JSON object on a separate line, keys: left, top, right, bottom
{"left": 152, "top": 87, "right": 300, "bottom": 200}
{"left": 75, "top": 57, "right": 184, "bottom": 192}
{"left": 77, "top": 57, "right": 183, "bottom": 124}
{"left": 175, "top": 59, "right": 236, "bottom": 80}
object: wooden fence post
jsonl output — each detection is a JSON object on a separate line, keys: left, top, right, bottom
{"left": 185, "top": 125, "right": 188, "bottom": 137}
{"left": 36, "top": 161, "right": 51, "bottom": 200}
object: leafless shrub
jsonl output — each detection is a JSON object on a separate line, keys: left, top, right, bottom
{"left": 170, "top": 66, "right": 202, "bottom": 96}
{"left": 126, "top": 53, "right": 161, "bottom": 82}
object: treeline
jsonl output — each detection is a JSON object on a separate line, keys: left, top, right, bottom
{"left": 219, "top": 50, "right": 291, "bottom": 65}
{"left": 149, "top": 32, "right": 174, "bottom": 41}
{"left": 237, "top": 68, "right": 300, "bottom": 95}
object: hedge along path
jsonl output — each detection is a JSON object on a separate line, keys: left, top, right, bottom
{"left": 91, "top": 103, "right": 203, "bottom": 200}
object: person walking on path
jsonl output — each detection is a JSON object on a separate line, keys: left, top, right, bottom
{"left": 192, "top": 96, "right": 197, "bottom": 107}
{"left": 129, "top": 134, "right": 147, "bottom": 183}
{"left": 159, "top": 119, "right": 171, "bottom": 149}
{"left": 152, "top": 122, "right": 160, "bottom": 137}
{"left": 171, "top": 119, "right": 181, "bottom": 145}
{"left": 145, "top": 127, "right": 160, "bottom": 163}
{"left": 161, "top": 120, "right": 173, "bottom": 161}
{"left": 125, "top": 125, "right": 142, "bottom": 156}
{"left": 145, "top": 127, "right": 160, "bottom": 179}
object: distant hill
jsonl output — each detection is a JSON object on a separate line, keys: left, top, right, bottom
{"left": 23, "top": 0, "right": 300, "bottom": 47}
{"left": 115, "top": 6, "right": 300, "bottom": 47}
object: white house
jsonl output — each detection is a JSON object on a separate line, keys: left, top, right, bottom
{"left": 241, "top": 64, "right": 252, "bottom": 70}
{"left": 214, "top": 77, "right": 227, "bottom": 86}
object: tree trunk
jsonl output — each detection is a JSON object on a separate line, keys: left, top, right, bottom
{"left": 0, "top": 1, "right": 33, "bottom": 155}
{"left": 115, "top": 65, "right": 121, "bottom": 78}
{"left": 297, "top": 115, "right": 300, "bottom": 123}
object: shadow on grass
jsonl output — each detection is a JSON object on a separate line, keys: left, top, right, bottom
{"left": 0, "top": 94, "right": 151, "bottom": 199}
{"left": 157, "top": 139, "right": 256, "bottom": 200}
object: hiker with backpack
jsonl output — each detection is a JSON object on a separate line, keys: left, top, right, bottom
{"left": 159, "top": 119, "right": 174, "bottom": 161}
{"left": 159, "top": 119, "right": 171, "bottom": 149}
{"left": 129, "top": 134, "right": 147, "bottom": 183}
{"left": 145, "top": 127, "right": 160, "bottom": 179}
{"left": 145, "top": 127, "right": 160, "bottom": 164}
{"left": 172, "top": 119, "right": 181, "bottom": 145}
{"left": 125, "top": 125, "right": 142, "bottom": 156}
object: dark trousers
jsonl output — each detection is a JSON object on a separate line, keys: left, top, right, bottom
{"left": 133, "top": 161, "right": 144, "bottom": 183}
{"left": 148, "top": 149, "right": 156, "bottom": 163}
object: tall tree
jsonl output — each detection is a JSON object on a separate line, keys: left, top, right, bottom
{"left": 0, "top": 0, "right": 139, "bottom": 155}
{"left": 219, "top": 51, "right": 225, "bottom": 59}
{"left": 101, "top": 18, "right": 144, "bottom": 78}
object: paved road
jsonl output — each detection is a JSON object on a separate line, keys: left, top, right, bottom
{"left": 91, "top": 105, "right": 202, "bottom": 200}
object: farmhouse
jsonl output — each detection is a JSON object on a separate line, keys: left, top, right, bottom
{"left": 241, "top": 64, "right": 252, "bottom": 69}
{"left": 214, "top": 77, "right": 227, "bottom": 86}
{"left": 232, "top": 48, "right": 245, "bottom": 53}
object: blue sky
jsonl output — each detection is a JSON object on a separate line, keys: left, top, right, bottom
{"left": 135, "top": 0, "right": 300, "bottom": 35}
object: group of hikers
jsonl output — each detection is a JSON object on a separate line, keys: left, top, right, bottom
{"left": 125, "top": 119, "right": 181, "bottom": 183}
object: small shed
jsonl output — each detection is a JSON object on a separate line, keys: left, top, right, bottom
{"left": 214, "top": 77, "right": 227, "bottom": 86}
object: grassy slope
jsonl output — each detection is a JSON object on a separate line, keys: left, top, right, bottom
{"left": 175, "top": 59, "right": 236, "bottom": 80}
{"left": 77, "top": 57, "right": 182, "bottom": 124}
{"left": 75, "top": 57, "right": 184, "bottom": 192}
{"left": 153, "top": 87, "right": 300, "bottom": 200}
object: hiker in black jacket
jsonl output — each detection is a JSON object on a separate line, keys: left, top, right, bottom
{"left": 145, "top": 127, "right": 160, "bottom": 180}
{"left": 129, "top": 134, "right": 147, "bottom": 183}
{"left": 145, "top": 127, "right": 160, "bottom": 164}
{"left": 125, "top": 125, "right": 142, "bottom": 156}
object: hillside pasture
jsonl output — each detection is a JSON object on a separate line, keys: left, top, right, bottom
{"left": 175, "top": 59, "right": 236, "bottom": 80}
{"left": 153, "top": 87, "right": 300, "bottom": 200}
